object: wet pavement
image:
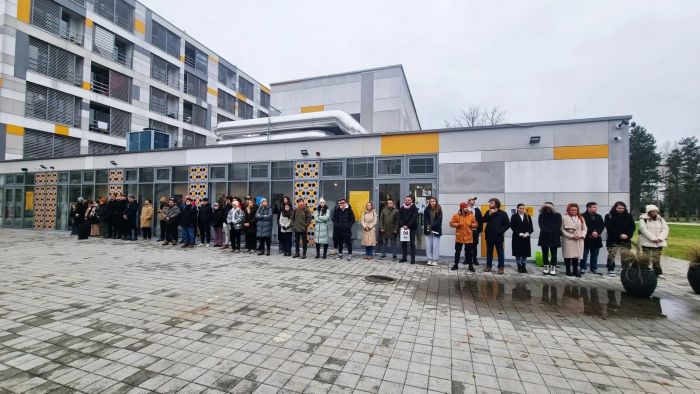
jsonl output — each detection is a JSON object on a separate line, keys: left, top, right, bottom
{"left": 0, "top": 228, "right": 699, "bottom": 393}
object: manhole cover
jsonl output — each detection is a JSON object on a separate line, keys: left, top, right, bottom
{"left": 364, "top": 275, "right": 395, "bottom": 284}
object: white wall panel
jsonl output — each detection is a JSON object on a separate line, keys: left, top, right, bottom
{"left": 323, "top": 82, "right": 360, "bottom": 104}
{"left": 289, "top": 87, "right": 324, "bottom": 108}
{"left": 373, "top": 77, "right": 401, "bottom": 99}
{"left": 324, "top": 102, "right": 361, "bottom": 115}
{"left": 185, "top": 147, "right": 232, "bottom": 164}
{"left": 438, "top": 151, "right": 482, "bottom": 164}
{"left": 505, "top": 159, "right": 608, "bottom": 193}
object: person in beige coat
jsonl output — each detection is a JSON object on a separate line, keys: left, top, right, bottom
{"left": 561, "top": 203, "right": 587, "bottom": 277}
{"left": 638, "top": 204, "right": 669, "bottom": 278}
{"left": 140, "top": 199, "right": 154, "bottom": 240}
{"left": 361, "top": 202, "right": 378, "bottom": 260}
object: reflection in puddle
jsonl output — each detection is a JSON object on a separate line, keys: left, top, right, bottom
{"left": 453, "top": 279, "right": 698, "bottom": 319}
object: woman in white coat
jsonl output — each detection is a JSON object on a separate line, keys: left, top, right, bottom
{"left": 638, "top": 204, "right": 670, "bottom": 278}
{"left": 561, "top": 203, "right": 587, "bottom": 278}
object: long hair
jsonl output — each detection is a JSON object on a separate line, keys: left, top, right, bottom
{"left": 428, "top": 197, "right": 442, "bottom": 215}
{"left": 610, "top": 201, "right": 628, "bottom": 215}
{"left": 566, "top": 203, "right": 584, "bottom": 224}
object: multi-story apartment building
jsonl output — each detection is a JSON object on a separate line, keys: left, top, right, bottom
{"left": 0, "top": 0, "right": 271, "bottom": 160}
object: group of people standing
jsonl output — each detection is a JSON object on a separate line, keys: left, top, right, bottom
{"left": 70, "top": 194, "right": 142, "bottom": 240}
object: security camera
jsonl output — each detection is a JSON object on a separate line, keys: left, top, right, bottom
{"left": 615, "top": 119, "right": 629, "bottom": 129}
{"left": 613, "top": 136, "right": 622, "bottom": 142}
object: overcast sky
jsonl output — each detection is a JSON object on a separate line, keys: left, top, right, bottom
{"left": 147, "top": 0, "right": 699, "bottom": 145}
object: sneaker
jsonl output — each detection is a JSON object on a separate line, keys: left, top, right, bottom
{"left": 337, "top": 253, "right": 343, "bottom": 259}
{"left": 346, "top": 255, "right": 352, "bottom": 261}
{"left": 426, "top": 260, "right": 432, "bottom": 266}
{"left": 658, "top": 274, "right": 666, "bottom": 279}
{"left": 608, "top": 271, "right": 615, "bottom": 277}
{"left": 543, "top": 266, "right": 550, "bottom": 275}
{"left": 550, "top": 266, "right": 557, "bottom": 275}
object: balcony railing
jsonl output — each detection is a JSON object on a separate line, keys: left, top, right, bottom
{"left": 89, "top": 120, "right": 110, "bottom": 134}
{"left": 184, "top": 55, "right": 196, "bottom": 69}
{"left": 91, "top": 79, "right": 109, "bottom": 96}
{"left": 151, "top": 67, "right": 179, "bottom": 89}
{"left": 31, "top": 9, "right": 84, "bottom": 46}
{"left": 27, "top": 57, "right": 82, "bottom": 86}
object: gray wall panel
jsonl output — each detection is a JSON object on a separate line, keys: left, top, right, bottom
{"left": 439, "top": 162, "right": 505, "bottom": 193}
{"left": 360, "top": 72, "right": 374, "bottom": 132}
{"left": 552, "top": 121, "right": 609, "bottom": 146}
{"left": 131, "top": 85, "right": 140, "bottom": 101}
{"left": 608, "top": 121, "right": 629, "bottom": 192}
{"left": 440, "top": 125, "right": 555, "bottom": 152}
{"left": 0, "top": 124, "right": 6, "bottom": 161}
{"left": 13, "top": 31, "right": 29, "bottom": 80}
{"left": 144, "top": 9, "right": 152, "bottom": 43}
{"left": 481, "top": 147, "right": 553, "bottom": 162}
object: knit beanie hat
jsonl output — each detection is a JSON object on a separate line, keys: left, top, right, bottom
{"left": 646, "top": 204, "right": 659, "bottom": 213}
{"left": 459, "top": 202, "right": 468, "bottom": 210}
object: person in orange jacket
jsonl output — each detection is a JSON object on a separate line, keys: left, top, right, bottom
{"left": 450, "top": 202, "right": 479, "bottom": 272}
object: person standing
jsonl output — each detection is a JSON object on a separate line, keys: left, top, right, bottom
{"left": 538, "top": 202, "right": 562, "bottom": 275}
{"left": 361, "top": 202, "right": 378, "bottom": 260}
{"left": 423, "top": 197, "right": 443, "bottom": 266}
{"left": 227, "top": 200, "right": 244, "bottom": 252}
{"left": 256, "top": 198, "right": 273, "bottom": 256}
{"left": 97, "top": 198, "right": 109, "bottom": 238}
{"left": 482, "top": 198, "right": 510, "bottom": 274}
{"left": 399, "top": 196, "right": 419, "bottom": 264}
{"left": 561, "top": 203, "right": 587, "bottom": 277}
{"left": 604, "top": 201, "right": 636, "bottom": 277}
{"left": 275, "top": 196, "right": 291, "bottom": 253}
{"left": 242, "top": 199, "right": 257, "bottom": 253}
{"left": 69, "top": 203, "right": 78, "bottom": 235}
{"left": 638, "top": 204, "right": 669, "bottom": 279}
{"left": 107, "top": 194, "right": 118, "bottom": 238}
{"left": 467, "top": 197, "right": 483, "bottom": 266}
{"left": 157, "top": 197, "right": 168, "bottom": 242}
{"left": 379, "top": 199, "right": 399, "bottom": 260}
{"left": 211, "top": 202, "right": 226, "bottom": 247}
{"left": 332, "top": 198, "right": 355, "bottom": 261}
{"left": 115, "top": 194, "right": 128, "bottom": 239}
{"left": 180, "top": 197, "right": 198, "bottom": 248}
{"left": 197, "top": 198, "right": 213, "bottom": 246}
{"left": 221, "top": 196, "right": 233, "bottom": 249}
{"left": 450, "top": 202, "right": 478, "bottom": 272}
{"left": 510, "top": 203, "right": 533, "bottom": 273}
{"left": 125, "top": 196, "right": 139, "bottom": 241}
{"left": 140, "top": 199, "right": 153, "bottom": 240}
{"left": 314, "top": 199, "right": 331, "bottom": 259}
{"left": 86, "top": 200, "right": 99, "bottom": 237}
{"left": 581, "top": 202, "right": 604, "bottom": 275}
{"left": 162, "top": 198, "right": 180, "bottom": 245}
{"left": 291, "top": 199, "right": 313, "bottom": 259}
{"left": 278, "top": 204, "right": 294, "bottom": 256}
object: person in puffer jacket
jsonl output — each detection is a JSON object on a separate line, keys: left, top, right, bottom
{"left": 638, "top": 204, "right": 670, "bottom": 278}
{"left": 227, "top": 200, "right": 245, "bottom": 252}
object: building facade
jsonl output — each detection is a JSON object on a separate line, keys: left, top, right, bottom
{"left": 270, "top": 65, "right": 420, "bottom": 133}
{"left": 0, "top": 0, "right": 271, "bottom": 161}
{"left": 0, "top": 116, "right": 631, "bottom": 258}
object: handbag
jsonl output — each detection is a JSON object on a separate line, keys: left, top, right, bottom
{"left": 400, "top": 228, "right": 410, "bottom": 242}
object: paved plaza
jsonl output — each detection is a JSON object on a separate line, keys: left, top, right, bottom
{"left": 1, "top": 229, "right": 699, "bottom": 394}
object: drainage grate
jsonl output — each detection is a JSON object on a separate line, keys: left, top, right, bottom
{"left": 364, "top": 275, "right": 395, "bottom": 284}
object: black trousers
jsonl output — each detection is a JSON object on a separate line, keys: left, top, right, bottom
{"left": 258, "top": 236, "right": 271, "bottom": 252}
{"left": 231, "top": 228, "right": 242, "bottom": 250}
{"left": 469, "top": 237, "right": 479, "bottom": 264}
{"left": 316, "top": 243, "right": 328, "bottom": 258}
{"left": 245, "top": 233, "right": 257, "bottom": 250}
{"left": 295, "top": 231, "right": 308, "bottom": 254}
{"left": 159, "top": 220, "right": 167, "bottom": 240}
{"left": 141, "top": 227, "right": 152, "bottom": 239}
{"left": 337, "top": 232, "right": 352, "bottom": 255}
{"left": 199, "top": 223, "right": 211, "bottom": 244}
{"left": 542, "top": 246, "right": 558, "bottom": 266}
{"left": 401, "top": 229, "right": 416, "bottom": 260}
{"left": 279, "top": 232, "right": 292, "bottom": 254}
{"left": 455, "top": 242, "right": 473, "bottom": 264}
{"left": 165, "top": 222, "right": 179, "bottom": 242}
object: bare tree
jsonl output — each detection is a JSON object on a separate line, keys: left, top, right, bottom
{"left": 444, "top": 105, "right": 507, "bottom": 128}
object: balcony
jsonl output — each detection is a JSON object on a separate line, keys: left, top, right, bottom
{"left": 93, "top": 25, "right": 133, "bottom": 68}
{"left": 30, "top": 2, "right": 84, "bottom": 46}
{"left": 90, "top": 64, "right": 131, "bottom": 102}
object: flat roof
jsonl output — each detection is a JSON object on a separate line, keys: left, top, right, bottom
{"left": 0, "top": 115, "right": 632, "bottom": 164}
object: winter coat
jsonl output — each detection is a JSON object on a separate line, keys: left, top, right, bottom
{"left": 471, "top": 207, "right": 484, "bottom": 242}
{"left": 399, "top": 204, "right": 419, "bottom": 230}
{"left": 561, "top": 214, "right": 587, "bottom": 259}
{"left": 379, "top": 207, "right": 399, "bottom": 240}
{"left": 255, "top": 205, "right": 273, "bottom": 237}
{"left": 538, "top": 211, "right": 563, "bottom": 248}
{"left": 582, "top": 211, "right": 605, "bottom": 249}
{"left": 114, "top": 199, "right": 127, "bottom": 220}
{"left": 96, "top": 204, "right": 109, "bottom": 223}
{"left": 483, "top": 209, "right": 510, "bottom": 243}
{"left": 423, "top": 206, "right": 443, "bottom": 236}
{"left": 105, "top": 200, "right": 116, "bottom": 220}
{"left": 332, "top": 206, "right": 355, "bottom": 237}
{"left": 291, "top": 207, "right": 313, "bottom": 233}
{"left": 242, "top": 208, "right": 257, "bottom": 235}
{"left": 197, "top": 204, "right": 213, "bottom": 226}
{"left": 140, "top": 204, "right": 153, "bottom": 228}
{"left": 212, "top": 208, "right": 226, "bottom": 228}
{"left": 361, "top": 210, "right": 378, "bottom": 246}
{"left": 76, "top": 202, "right": 88, "bottom": 220}
{"left": 180, "top": 205, "right": 198, "bottom": 227}
{"left": 86, "top": 206, "right": 98, "bottom": 225}
{"left": 638, "top": 214, "right": 669, "bottom": 248}
{"left": 450, "top": 211, "right": 477, "bottom": 244}
{"left": 227, "top": 208, "right": 244, "bottom": 230}
{"left": 163, "top": 205, "right": 181, "bottom": 224}
{"left": 604, "top": 211, "right": 636, "bottom": 247}
{"left": 314, "top": 207, "right": 331, "bottom": 245}
{"left": 510, "top": 213, "right": 533, "bottom": 257}
{"left": 279, "top": 214, "right": 293, "bottom": 233}
{"left": 157, "top": 202, "right": 167, "bottom": 221}
{"left": 125, "top": 201, "right": 139, "bottom": 223}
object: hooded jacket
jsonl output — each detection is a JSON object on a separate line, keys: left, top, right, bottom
{"left": 450, "top": 210, "right": 477, "bottom": 244}
{"left": 638, "top": 213, "right": 669, "bottom": 248}
{"left": 255, "top": 204, "right": 273, "bottom": 237}
{"left": 227, "top": 207, "right": 244, "bottom": 230}
{"left": 538, "top": 205, "right": 563, "bottom": 248}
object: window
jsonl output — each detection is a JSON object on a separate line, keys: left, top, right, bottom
{"left": 90, "top": 63, "right": 131, "bottom": 102}
{"left": 172, "top": 166, "right": 188, "bottom": 182}
{"left": 184, "top": 72, "right": 207, "bottom": 101}
{"left": 182, "top": 130, "right": 206, "bottom": 147}
{"left": 260, "top": 91, "right": 270, "bottom": 108}
{"left": 377, "top": 158, "right": 402, "bottom": 176}
{"left": 94, "top": 0, "right": 134, "bottom": 31}
{"left": 271, "top": 162, "right": 293, "bottom": 180}
{"left": 28, "top": 37, "right": 82, "bottom": 86}
{"left": 89, "top": 102, "right": 131, "bottom": 137}
{"left": 151, "top": 55, "right": 179, "bottom": 89}
{"left": 23, "top": 129, "right": 80, "bottom": 159}
{"left": 322, "top": 161, "right": 343, "bottom": 177}
{"left": 210, "top": 166, "right": 226, "bottom": 180}
{"left": 184, "top": 43, "right": 208, "bottom": 73}
{"left": 151, "top": 21, "right": 180, "bottom": 58}
{"left": 217, "top": 90, "right": 236, "bottom": 114}
{"left": 96, "top": 170, "right": 108, "bottom": 183}
{"left": 125, "top": 169, "right": 138, "bottom": 182}
{"left": 218, "top": 63, "right": 236, "bottom": 90}
{"left": 25, "top": 82, "right": 81, "bottom": 127}
{"left": 238, "top": 101, "right": 253, "bottom": 119}
{"left": 156, "top": 168, "right": 170, "bottom": 182}
{"left": 229, "top": 164, "right": 248, "bottom": 180}
{"left": 217, "top": 114, "right": 233, "bottom": 123}
{"left": 88, "top": 141, "right": 125, "bottom": 154}
{"left": 30, "top": 0, "right": 84, "bottom": 46}
{"left": 149, "top": 87, "right": 179, "bottom": 119}
{"left": 408, "top": 157, "right": 435, "bottom": 175}
{"left": 139, "top": 168, "right": 154, "bottom": 183}
{"left": 83, "top": 171, "right": 94, "bottom": 183}
{"left": 238, "top": 77, "right": 254, "bottom": 99}
{"left": 183, "top": 101, "right": 207, "bottom": 129}
{"left": 250, "top": 163, "right": 269, "bottom": 179}
{"left": 347, "top": 158, "right": 373, "bottom": 178}
{"left": 93, "top": 25, "right": 132, "bottom": 68}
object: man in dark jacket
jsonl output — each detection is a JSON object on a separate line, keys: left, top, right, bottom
{"left": 180, "top": 197, "right": 198, "bottom": 248}
{"left": 582, "top": 202, "right": 605, "bottom": 275}
{"left": 114, "top": 194, "right": 128, "bottom": 239}
{"left": 197, "top": 198, "right": 213, "bottom": 246}
{"left": 291, "top": 199, "right": 313, "bottom": 259}
{"left": 467, "top": 197, "right": 483, "bottom": 265}
{"left": 482, "top": 198, "right": 510, "bottom": 274}
{"left": 398, "top": 196, "right": 419, "bottom": 264}
{"left": 96, "top": 199, "right": 110, "bottom": 238}
{"left": 604, "top": 201, "right": 636, "bottom": 276}
{"left": 124, "top": 195, "right": 139, "bottom": 241}
{"left": 379, "top": 199, "right": 399, "bottom": 260}
{"left": 107, "top": 194, "right": 118, "bottom": 238}
{"left": 332, "top": 198, "right": 355, "bottom": 260}
{"left": 162, "top": 198, "right": 181, "bottom": 245}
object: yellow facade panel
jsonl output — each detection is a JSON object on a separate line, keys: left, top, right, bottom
{"left": 134, "top": 19, "right": 145, "bottom": 34}
{"left": 236, "top": 92, "right": 248, "bottom": 102}
{"left": 17, "top": 0, "right": 31, "bottom": 23}
{"left": 207, "top": 87, "right": 218, "bottom": 96}
{"left": 208, "top": 55, "right": 219, "bottom": 64}
{"left": 381, "top": 133, "right": 439, "bottom": 155}
{"left": 300, "top": 105, "right": 324, "bottom": 114}
{"left": 85, "top": 18, "right": 94, "bottom": 27}
{"left": 55, "top": 125, "right": 69, "bottom": 136}
{"left": 260, "top": 85, "right": 271, "bottom": 94}
{"left": 6, "top": 124, "right": 25, "bottom": 136}
{"left": 82, "top": 81, "right": 91, "bottom": 90}
{"left": 553, "top": 145, "right": 608, "bottom": 160}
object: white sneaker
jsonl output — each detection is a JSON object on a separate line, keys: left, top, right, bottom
{"left": 550, "top": 266, "right": 557, "bottom": 275}
{"left": 206, "top": 243, "right": 210, "bottom": 247}
{"left": 543, "top": 266, "right": 550, "bottom": 275}
{"left": 608, "top": 271, "right": 616, "bottom": 277}
{"left": 658, "top": 274, "right": 666, "bottom": 279}
{"left": 427, "top": 260, "right": 434, "bottom": 266}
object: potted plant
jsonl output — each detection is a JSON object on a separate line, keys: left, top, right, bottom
{"left": 617, "top": 244, "right": 658, "bottom": 298}
{"left": 687, "top": 246, "right": 700, "bottom": 294}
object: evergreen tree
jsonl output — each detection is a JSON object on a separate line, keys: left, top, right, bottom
{"left": 679, "top": 137, "right": 700, "bottom": 220}
{"left": 629, "top": 123, "right": 661, "bottom": 214}
{"left": 664, "top": 147, "right": 683, "bottom": 219}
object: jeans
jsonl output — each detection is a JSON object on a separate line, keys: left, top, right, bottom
{"left": 295, "top": 231, "right": 308, "bottom": 254}
{"left": 199, "top": 223, "right": 211, "bottom": 244}
{"left": 245, "top": 233, "right": 257, "bottom": 251}
{"left": 454, "top": 243, "right": 472, "bottom": 264}
{"left": 581, "top": 246, "right": 601, "bottom": 272}
{"left": 159, "top": 220, "right": 167, "bottom": 240}
{"left": 365, "top": 246, "right": 374, "bottom": 257}
{"left": 470, "top": 234, "right": 480, "bottom": 264}
{"left": 231, "top": 228, "right": 242, "bottom": 250}
{"left": 425, "top": 234, "right": 440, "bottom": 261}
{"left": 279, "top": 232, "right": 292, "bottom": 254}
{"left": 515, "top": 256, "right": 527, "bottom": 265}
{"left": 542, "top": 246, "right": 558, "bottom": 267}
{"left": 642, "top": 246, "right": 664, "bottom": 275}
{"left": 223, "top": 223, "right": 230, "bottom": 246}
{"left": 486, "top": 240, "right": 505, "bottom": 268}
{"left": 401, "top": 229, "right": 416, "bottom": 261}
{"left": 380, "top": 237, "right": 398, "bottom": 258}
{"left": 181, "top": 226, "right": 195, "bottom": 245}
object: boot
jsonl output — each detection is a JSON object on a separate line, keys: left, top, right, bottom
{"left": 522, "top": 264, "right": 528, "bottom": 274}
{"left": 543, "top": 265, "right": 550, "bottom": 275}
{"left": 468, "top": 263, "right": 475, "bottom": 272}
{"left": 451, "top": 262, "right": 459, "bottom": 271}
{"left": 410, "top": 256, "right": 416, "bottom": 265}
{"left": 565, "top": 262, "right": 572, "bottom": 276}
{"left": 293, "top": 253, "right": 300, "bottom": 258}
{"left": 302, "top": 252, "right": 307, "bottom": 259}
{"left": 573, "top": 264, "right": 580, "bottom": 278}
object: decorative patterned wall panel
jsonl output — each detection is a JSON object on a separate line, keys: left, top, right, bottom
{"left": 294, "top": 161, "right": 319, "bottom": 180}
{"left": 33, "top": 172, "right": 58, "bottom": 230}
{"left": 34, "top": 186, "right": 46, "bottom": 230}
{"left": 294, "top": 180, "right": 319, "bottom": 244}
{"left": 189, "top": 166, "right": 208, "bottom": 182}
{"left": 44, "top": 186, "right": 57, "bottom": 230}
{"left": 109, "top": 169, "right": 124, "bottom": 183}
{"left": 109, "top": 184, "right": 124, "bottom": 195}
{"left": 189, "top": 183, "right": 208, "bottom": 204}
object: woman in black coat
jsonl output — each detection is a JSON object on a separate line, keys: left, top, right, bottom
{"left": 538, "top": 202, "right": 562, "bottom": 276}
{"left": 242, "top": 199, "right": 258, "bottom": 253}
{"left": 604, "top": 201, "right": 636, "bottom": 276}
{"left": 510, "top": 203, "right": 534, "bottom": 273}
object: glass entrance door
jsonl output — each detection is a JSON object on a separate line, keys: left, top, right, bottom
{"left": 2, "top": 187, "right": 23, "bottom": 227}
{"left": 407, "top": 181, "right": 436, "bottom": 251}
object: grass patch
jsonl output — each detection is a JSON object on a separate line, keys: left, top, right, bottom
{"left": 633, "top": 223, "right": 700, "bottom": 260}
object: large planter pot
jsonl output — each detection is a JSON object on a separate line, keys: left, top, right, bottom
{"left": 620, "top": 267, "right": 657, "bottom": 298}
{"left": 688, "top": 266, "right": 700, "bottom": 294}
